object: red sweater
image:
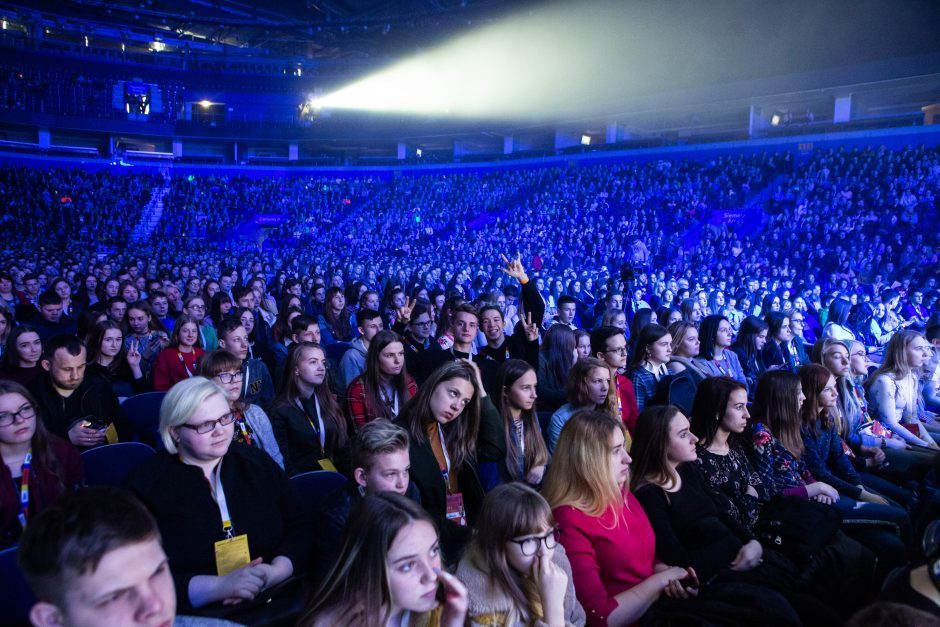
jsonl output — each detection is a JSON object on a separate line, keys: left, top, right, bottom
{"left": 152, "top": 348, "right": 205, "bottom": 392}
{"left": 1, "top": 437, "right": 84, "bottom": 548}
{"left": 553, "top": 492, "right": 657, "bottom": 627}
{"left": 614, "top": 373, "right": 640, "bottom": 435}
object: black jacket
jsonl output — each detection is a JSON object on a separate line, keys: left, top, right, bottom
{"left": 267, "top": 395, "right": 351, "bottom": 477}
{"left": 127, "top": 444, "right": 310, "bottom": 613}
{"left": 395, "top": 396, "right": 505, "bottom": 563}
{"left": 28, "top": 373, "right": 130, "bottom": 446}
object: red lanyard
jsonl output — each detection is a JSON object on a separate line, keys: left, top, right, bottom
{"left": 17, "top": 449, "right": 32, "bottom": 528}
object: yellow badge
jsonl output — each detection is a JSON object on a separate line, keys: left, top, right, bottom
{"left": 214, "top": 534, "right": 251, "bottom": 576}
{"left": 105, "top": 423, "right": 119, "bottom": 445}
{"left": 318, "top": 458, "right": 338, "bottom": 472}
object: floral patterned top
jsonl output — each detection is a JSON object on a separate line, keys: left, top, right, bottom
{"left": 747, "top": 422, "right": 815, "bottom": 500}
{"left": 693, "top": 443, "right": 766, "bottom": 532}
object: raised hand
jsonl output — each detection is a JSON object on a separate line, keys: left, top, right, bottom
{"left": 397, "top": 297, "right": 416, "bottom": 324}
{"left": 500, "top": 253, "right": 528, "bottom": 283}
{"left": 522, "top": 311, "right": 539, "bottom": 341}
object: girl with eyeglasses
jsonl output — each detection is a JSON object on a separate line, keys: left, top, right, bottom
{"left": 456, "top": 482, "right": 585, "bottom": 626}
{"left": 199, "top": 350, "right": 283, "bottom": 470}
{"left": 0, "top": 380, "right": 84, "bottom": 549}
{"left": 128, "top": 376, "right": 307, "bottom": 617}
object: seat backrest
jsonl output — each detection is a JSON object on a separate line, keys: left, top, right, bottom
{"left": 324, "top": 342, "right": 352, "bottom": 362}
{"left": 0, "top": 546, "right": 36, "bottom": 623}
{"left": 289, "top": 470, "right": 347, "bottom": 523}
{"left": 81, "top": 442, "right": 156, "bottom": 487}
{"left": 121, "top": 392, "right": 166, "bottom": 448}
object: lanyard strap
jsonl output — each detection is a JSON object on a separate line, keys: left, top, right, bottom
{"left": 437, "top": 424, "right": 454, "bottom": 491}
{"left": 614, "top": 374, "right": 624, "bottom": 415}
{"left": 512, "top": 418, "right": 525, "bottom": 477}
{"left": 234, "top": 409, "right": 253, "bottom": 446}
{"left": 178, "top": 351, "right": 195, "bottom": 378}
{"left": 16, "top": 449, "right": 32, "bottom": 528}
{"left": 297, "top": 397, "right": 325, "bottom": 449}
{"left": 209, "top": 461, "right": 234, "bottom": 538}
{"left": 379, "top": 385, "right": 399, "bottom": 416}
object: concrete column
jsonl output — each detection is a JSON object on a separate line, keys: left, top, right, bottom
{"left": 397, "top": 142, "right": 407, "bottom": 160}
{"left": 172, "top": 138, "right": 183, "bottom": 158}
{"left": 38, "top": 128, "right": 51, "bottom": 149}
{"left": 288, "top": 142, "right": 299, "bottom": 161}
{"left": 503, "top": 136, "right": 513, "bottom": 155}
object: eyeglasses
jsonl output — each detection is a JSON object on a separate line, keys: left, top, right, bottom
{"left": 411, "top": 320, "right": 433, "bottom": 327}
{"left": 179, "top": 412, "right": 237, "bottom": 434}
{"left": 216, "top": 372, "right": 243, "bottom": 384}
{"left": 509, "top": 529, "right": 559, "bottom": 556}
{"left": 0, "top": 403, "right": 36, "bottom": 427}
{"left": 188, "top": 304, "right": 206, "bottom": 311}
{"left": 605, "top": 346, "right": 628, "bottom": 355}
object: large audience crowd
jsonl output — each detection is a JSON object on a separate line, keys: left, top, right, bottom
{"left": 2, "top": 143, "right": 940, "bottom": 627}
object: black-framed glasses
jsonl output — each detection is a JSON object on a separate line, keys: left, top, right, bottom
{"left": 605, "top": 346, "right": 628, "bottom": 355}
{"left": 0, "top": 404, "right": 36, "bottom": 427}
{"left": 509, "top": 529, "right": 559, "bottom": 556}
{"left": 179, "top": 412, "right": 237, "bottom": 434}
{"left": 216, "top": 372, "right": 243, "bottom": 384}
{"left": 411, "top": 319, "right": 433, "bottom": 327}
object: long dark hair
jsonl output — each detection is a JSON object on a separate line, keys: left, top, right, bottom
{"left": 732, "top": 316, "right": 768, "bottom": 366}
{"left": 273, "top": 342, "right": 347, "bottom": 450}
{"left": 86, "top": 320, "right": 129, "bottom": 374}
{"left": 698, "top": 315, "right": 729, "bottom": 360}
{"left": 300, "top": 493, "right": 437, "bottom": 627}
{"left": 799, "top": 363, "right": 835, "bottom": 434}
{"left": 827, "top": 298, "right": 851, "bottom": 326}
{"left": 399, "top": 361, "right": 481, "bottom": 470}
{"left": 628, "top": 323, "right": 668, "bottom": 368}
{"left": 361, "top": 330, "right": 413, "bottom": 422}
{"left": 3, "top": 325, "right": 40, "bottom": 371}
{"left": 540, "top": 324, "right": 576, "bottom": 392}
{"left": 689, "top": 376, "right": 747, "bottom": 448}
{"left": 494, "top": 360, "right": 549, "bottom": 482}
{"left": 630, "top": 404, "right": 684, "bottom": 492}
{"left": 323, "top": 287, "right": 352, "bottom": 341}
{"left": 752, "top": 370, "right": 804, "bottom": 457}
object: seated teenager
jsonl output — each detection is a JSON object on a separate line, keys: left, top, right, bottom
{"left": 268, "top": 342, "right": 350, "bottom": 476}
{"left": 631, "top": 405, "right": 839, "bottom": 625}
{"left": 456, "top": 482, "right": 586, "bottom": 626}
{"left": 666, "top": 321, "right": 706, "bottom": 377}
{"left": 18, "top": 487, "right": 207, "bottom": 627}
{"left": 416, "top": 304, "right": 481, "bottom": 385}
{"left": 316, "top": 419, "right": 421, "bottom": 563}
{"left": 536, "top": 324, "right": 576, "bottom": 413}
{"left": 182, "top": 296, "right": 217, "bottom": 351}
{"left": 694, "top": 315, "right": 747, "bottom": 384}
{"left": 799, "top": 364, "right": 913, "bottom": 573}
{"left": 0, "top": 380, "right": 84, "bottom": 549}
{"left": 731, "top": 316, "right": 770, "bottom": 397}
{"left": 198, "top": 350, "right": 283, "bottom": 469}
{"left": 317, "top": 287, "right": 353, "bottom": 345}
{"left": 31, "top": 291, "right": 78, "bottom": 343}
{"left": 29, "top": 334, "right": 127, "bottom": 450}
{"left": 624, "top": 323, "right": 672, "bottom": 412}
{"left": 346, "top": 330, "right": 416, "bottom": 430}
{"left": 591, "top": 326, "right": 640, "bottom": 435}
{"left": 761, "top": 312, "right": 798, "bottom": 372}
{"left": 85, "top": 320, "right": 147, "bottom": 398}
{"left": 542, "top": 410, "right": 700, "bottom": 627}
{"left": 299, "top": 492, "right": 468, "bottom": 627}
{"left": 217, "top": 318, "right": 275, "bottom": 410}
{"left": 124, "top": 301, "right": 169, "bottom": 380}
{"left": 394, "top": 360, "right": 504, "bottom": 562}
{"left": 128, "top": 377, "right": 308, "bottom": 616}
{"left": 547, "top": 357, "right": 612, "bottom": 453}
{"left": 1, "top": 325, "right": 44, "bottom": 387}
{"left": 151, "top": 314, "right": 205, "bottom": 392}
{"left": 491, "top": 359, "right": 550, "bottom": 487}
{"left": 339, "top": 308, "right": 384, "bottom": 392}
{"left": 866, "top": 330, "right": 940, "bottom": 449}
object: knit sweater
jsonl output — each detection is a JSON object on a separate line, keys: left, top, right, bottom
{"left": 456, "top": 544, "right": 586, "bottom": 627}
